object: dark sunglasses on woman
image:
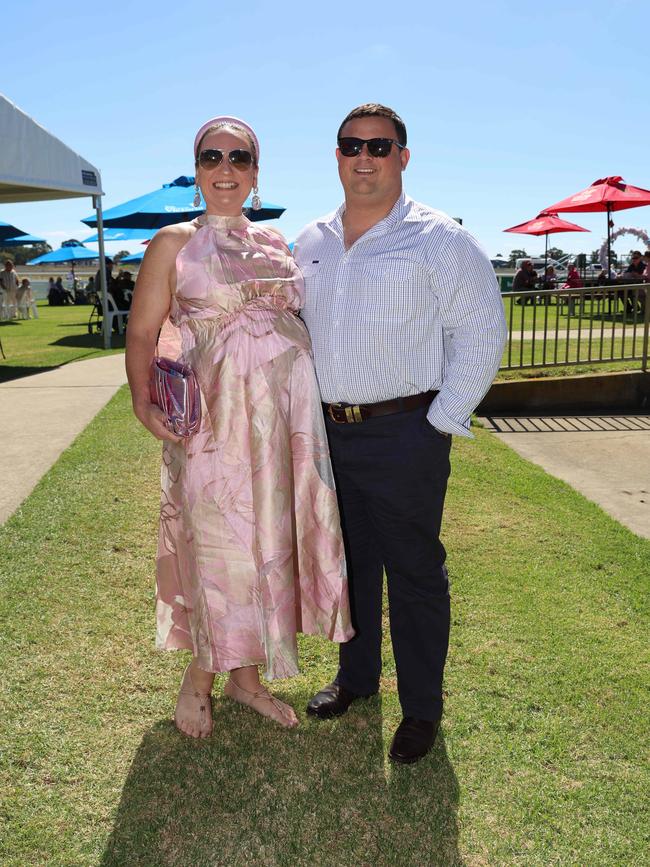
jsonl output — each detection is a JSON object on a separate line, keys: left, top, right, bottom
{"left": 337, "top": 137, "right": 405, "bottom": 158}
{"left": 198, "top": 148, "right": 253, "bottom": 171}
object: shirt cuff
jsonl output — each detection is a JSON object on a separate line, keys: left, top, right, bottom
{"left": 427, "top": 399, "right": 474, "bottom": 439}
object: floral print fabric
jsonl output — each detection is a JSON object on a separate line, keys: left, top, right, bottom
{"left": 155, "top": 214, "right": 353, "bottom": 679}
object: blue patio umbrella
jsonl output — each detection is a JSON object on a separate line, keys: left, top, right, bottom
{"left": 81, "top": 176, "right": 285, "bottom": 229}
{"left": 0, "top": 220, "right": 28, "bottom": 242}
{"left": 119, "top": 251, "right": 144, "bottom": 263}
{"left": 3, "top": 233, "right": 47, "bottom": 246}
{"left": 28, "top": 244, "right": 100, "bottom": 265}
{"left": 82, "top": 227, "right": 158, "bottom": 243}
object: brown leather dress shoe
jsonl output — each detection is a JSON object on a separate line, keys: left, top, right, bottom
{"left": 306, "top": 682, "right": 374, "bottom": 719}
{"left": 388, "top": 717, "right": 441, "bottom": 764}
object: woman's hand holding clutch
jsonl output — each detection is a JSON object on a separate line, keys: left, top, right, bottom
{"left": 133, "top": 399, "right": 184, "bottom": 444}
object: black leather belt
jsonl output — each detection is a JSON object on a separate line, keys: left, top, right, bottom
{"left": 323, "top": 390, "right": 438, "bottom": 424}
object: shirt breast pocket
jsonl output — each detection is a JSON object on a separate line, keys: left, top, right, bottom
{"left": 362, "top": 257, "right": 429, "bottom": 291}
{"left": 360, "top": 261, "right": 432, "bottom": 321}
{"left": 297, "top": 262, "right": 321, "bottom": 281}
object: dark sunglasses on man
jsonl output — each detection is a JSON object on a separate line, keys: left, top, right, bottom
{"left": 197, "top": 148, "right": 253, "bottom": 171}
{"left": 337, "top": 137, "right": 405, "bottom": 158}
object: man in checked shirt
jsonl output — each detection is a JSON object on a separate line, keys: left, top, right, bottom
{"left": 294, "top": 103, "right": 507, "bottom": 764}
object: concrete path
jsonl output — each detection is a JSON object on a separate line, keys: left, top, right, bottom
{"left": 0, "top": 355, "right": 127, "bottom": 524}
{"left": 478, "top": 414, "right": 650, "bottom": 539}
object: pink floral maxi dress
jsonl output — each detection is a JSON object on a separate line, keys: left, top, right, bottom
{"left": 155, "top": 214, "right": 353, "bottom": 679}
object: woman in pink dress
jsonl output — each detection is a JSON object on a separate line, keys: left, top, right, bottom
{"left": 125, "top": 116, "right": 353, "bottom": 737}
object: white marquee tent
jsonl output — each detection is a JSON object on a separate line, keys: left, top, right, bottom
{"left": 0, "top": 93, "right": 111, "bottom": 347}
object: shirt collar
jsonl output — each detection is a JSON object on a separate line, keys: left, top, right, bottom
{"left": 318, "top": 191, "right": 415, "bottom": 240}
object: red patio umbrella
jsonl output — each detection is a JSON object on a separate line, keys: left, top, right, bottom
{"left": 543, "top": 176, "right": 650, "bottom": 274}
{"left": 503, "top": 212, "right": 589, "bottom": 273}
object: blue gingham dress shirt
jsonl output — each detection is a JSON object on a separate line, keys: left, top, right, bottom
{"left": 294, "top": 193, "right": 507, "bottom": 438}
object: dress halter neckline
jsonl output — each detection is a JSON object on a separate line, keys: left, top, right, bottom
{"left": 196, "top": 212, "right": 250, "bottom": 230}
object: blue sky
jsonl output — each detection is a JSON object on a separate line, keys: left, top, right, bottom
{"left": 2, "top": 0, "right": 649, "bottom": 260}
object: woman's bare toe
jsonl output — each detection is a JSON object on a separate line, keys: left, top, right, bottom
{"left": 224, "top": 677, "right": 299, "bottom": 728}
{"left": 174, "top": 664, "right": 213, "bottom": 738}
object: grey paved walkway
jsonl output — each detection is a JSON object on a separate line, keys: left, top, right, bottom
{"left": 478, "top": 414, "right": 650, "bottom": 539}
{"left": 0, "top": 354, "right": 127, "bottom": 523}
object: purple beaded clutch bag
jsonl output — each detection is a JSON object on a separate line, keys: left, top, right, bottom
{"left": 150, "top": 356, "right": 202, "bottom": 438}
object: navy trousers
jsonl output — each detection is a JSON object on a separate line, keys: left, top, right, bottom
{"left": 325, "top": 404, "right": 451, "bottom": 721}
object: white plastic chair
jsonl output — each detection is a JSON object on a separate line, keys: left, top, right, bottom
{"left": 105, "top": 291, "right": 130, "bottom": 335}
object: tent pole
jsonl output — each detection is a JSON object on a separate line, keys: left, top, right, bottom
{"left": 93, "top": 195, "right": 110, "bottom": 350}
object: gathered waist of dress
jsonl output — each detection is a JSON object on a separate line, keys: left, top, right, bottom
{"left": 171, "top": 294, "right": 299, "bottom": 331}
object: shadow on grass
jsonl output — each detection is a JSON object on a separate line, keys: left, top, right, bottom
{"left": 51, "top": 333, "right": 126, "bottom": 349}
{"left": 101, "top": 700, "right": 461, "bottom": 867}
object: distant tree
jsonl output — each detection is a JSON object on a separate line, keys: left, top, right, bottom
{"left": 590, "top": 249, "right": 600, "bottom": 263}
{"left": 0, "top": 242, "right": 51, "bottom": 265}
{"left": 113, "top": 250, "right": 130, "bottom": 263}
{"left": 547, "top": 246, "right": 565, "bottom": 261}
{"left": 508, "top": 249, "right": 528, "bottom": 265}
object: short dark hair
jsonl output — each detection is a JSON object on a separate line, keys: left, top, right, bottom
{"left": 337, "top": 103, "right": 407, "bottom": 146}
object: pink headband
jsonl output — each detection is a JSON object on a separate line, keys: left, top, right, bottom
{"left": 193, "top": 115, "right": 260, "bottom": 162}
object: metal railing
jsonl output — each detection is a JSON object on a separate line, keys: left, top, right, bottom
{"left": 501, "top": 284, "right": 649, "bottom": 372}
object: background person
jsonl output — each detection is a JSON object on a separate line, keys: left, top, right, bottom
{"left": 563, "top": 263, "right": 583, "bottom": 288}
{"left": 643, "top": 251, "right": 650, "bottom": 280}
{"left": 125, "top": 115, "right": 353, "bottom": 740}
{"left": 562, "top": 263, "right": 583, "bottom": 314}
{"left": 621, "top": 251, "right": 647, "bottom": 314}
{"left": 540, "top": 265, "right": 557, "bottom": 303}
{"left": 55, "top": 276, "right": 74, "bottom": 304}
{"left": 0, "top": 259, "right": 20, "bottom": 318}
{"left": 95, "top": 257, "right": 114, "bottom": 296}
{"left": 16, "top": 277, "right": 34, "bottom": 319}
{"left": 512, "top": 259, "right": 537, "bottom": 304}
{"left": 623, "top": 251, "right": 646, "bottom": 280}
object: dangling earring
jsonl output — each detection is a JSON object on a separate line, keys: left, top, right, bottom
{"left": 193, "top": 183, "right": 201, "bottom": 208}
{"left": 251, "top": 185, "right": 261, "bottom": 211}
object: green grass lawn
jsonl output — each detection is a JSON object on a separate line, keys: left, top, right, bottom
{"left": 0, "top": 303, "right": 124, "bottom": 382}
{"left": 501, "top": 293, "right": 647, "bottom": 334}
{"left": 1, "top": 387, "right": 648, "bottom": 866}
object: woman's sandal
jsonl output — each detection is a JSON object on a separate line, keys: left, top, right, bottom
{"left": 174, "top": 664, "right": 213, "bottom": 738}
{"left": 224, "top": 676, "right": 298, "bottom": 728}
